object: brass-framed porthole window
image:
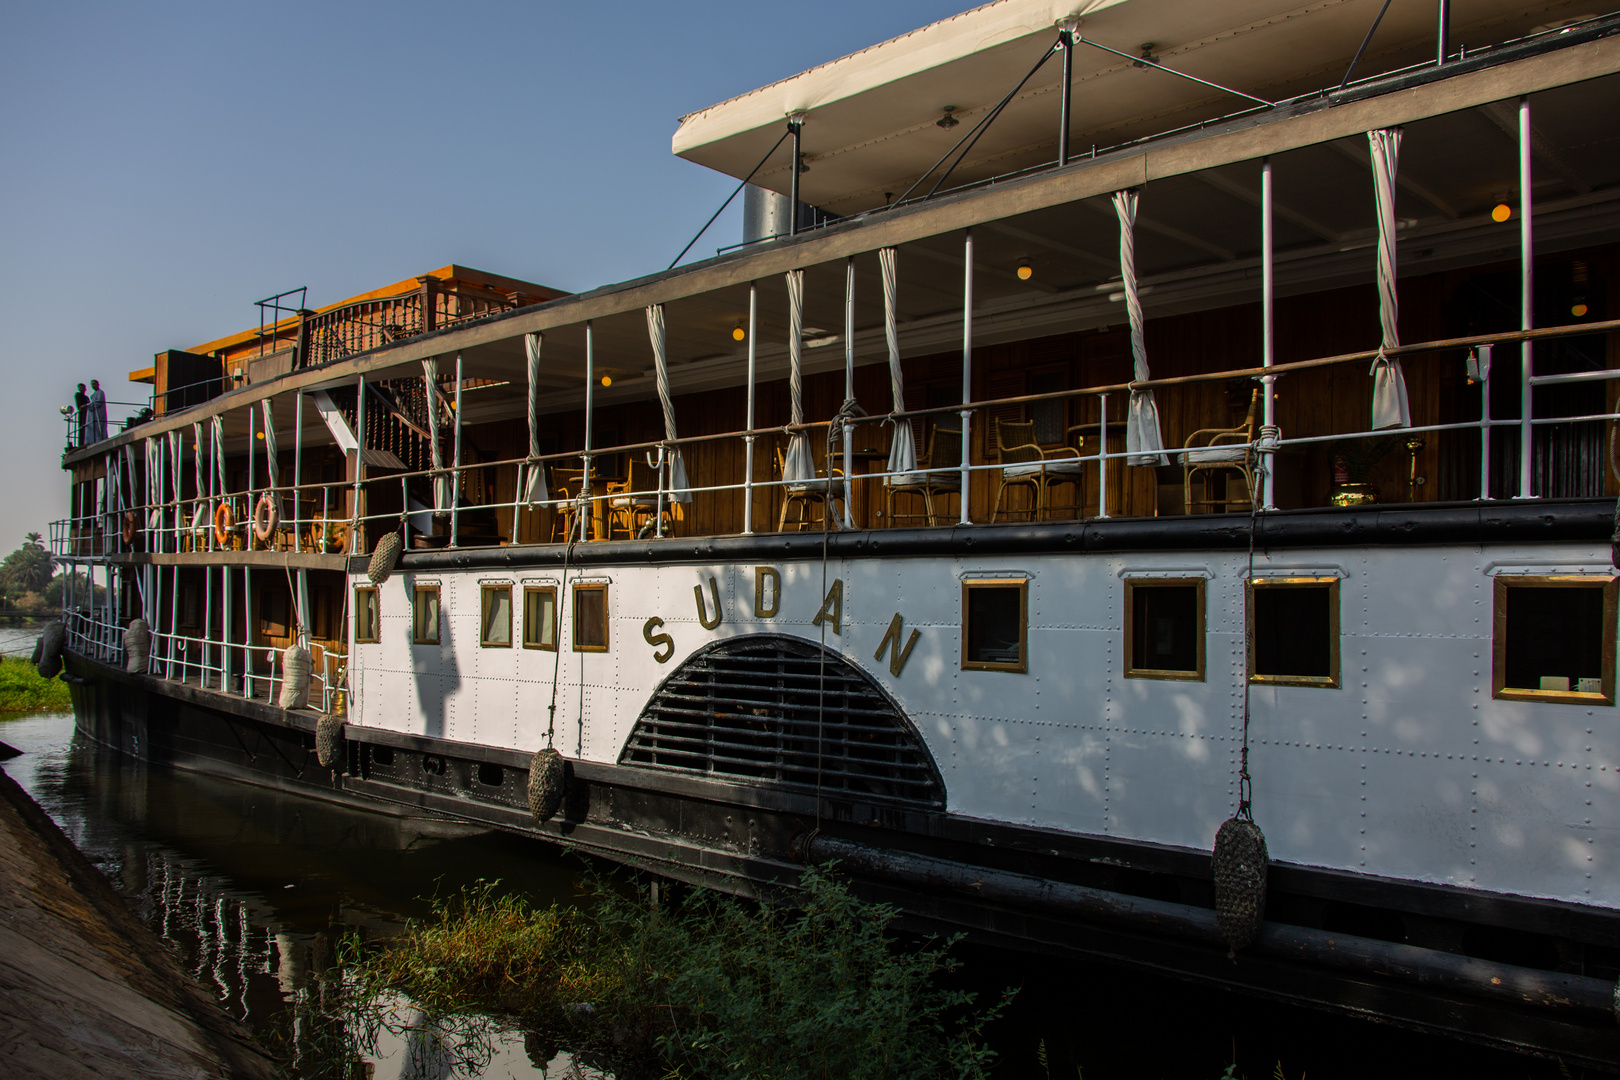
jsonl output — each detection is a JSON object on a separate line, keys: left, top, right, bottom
{"left": 1124, "top": 578, "right": 1206, "bottom": 680}
{"left": 412, "top": 585, "right": 441, "bottom": 646}
{"left": 354, "top": 586, "right": 380, "bottom": 644}
{"left": 523, "top": 586, "right": 558, "bottom": 651}
{"left": 961, "top": 578, "right": 1028, "bottom": 673}
{"left": 1493, "top": 574, "right": 1616, "bottom": 705}
{"left": 480, "top": 585, "right": 512, "bottom": 648}
{"left": 573, "top": 582, "right": 609, "bottom": 653}
{"left": 1247, "top": 576, "right": 1339, "bottom": 688}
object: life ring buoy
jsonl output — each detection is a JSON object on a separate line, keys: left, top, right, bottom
{"left": 120, "top": 511, "right": 137, "bottom": 545}
{"left": 252, "top": 493, "right": 279, "bottom": 543}
{"left": 213, "top": 501, "right": 235, "bottom": 547}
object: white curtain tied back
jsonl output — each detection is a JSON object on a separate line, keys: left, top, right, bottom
{"left": 879, "top": 248, "right": 919, "bottom": 482}
{"left": 423, "top": 358, "right": 450, "bottom": 511}
{"left": 210, "top": 415, "right": 226, "bottom": 508}
{"left": 1369, "top": 127, "right": 1412, "bottom": 430}
{"left": 646, "top": 304, "right": 692, "bottom": 503}
{"left": 520, "top": 333, "right": 549, "bottom": 504}
{"left": 261, "top": 399, "right": 279, "bottom": 491}
{"left": 1115, "top": 190, "right": 1168, "bottom": 467}
{"left": 782, "top": 269, "right": 817, "bottom": 489}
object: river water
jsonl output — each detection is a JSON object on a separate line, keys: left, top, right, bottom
{"left": 0, "top": 621, "right": 1577, "bottom": 1078}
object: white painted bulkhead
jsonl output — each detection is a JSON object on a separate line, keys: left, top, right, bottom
{"left": 346, "top": 543, "right": 1618, "bottom": 909}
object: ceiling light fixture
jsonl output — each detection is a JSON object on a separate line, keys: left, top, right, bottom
{"left": 936, "top": 106, "right": 960, "bottom": 129}
{"left": 732, "top": 326, "right": 746, "bottom": 342}
{"left": 1016, "top": 262, "right": 1034, "bottom": 281}
{"left": 1134, "top": 43, "right": 1159, "bottom": 67}
{"left": 1491, "top": 203, "right": 1512, "bottom": 222}
{"left": 600, "top": 375, "right": 612, "bottom": 387}
{"left": 1572, "top": 303, "right": 1589, "bottom": 317}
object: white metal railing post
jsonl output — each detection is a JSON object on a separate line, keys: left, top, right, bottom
{"left": 743, "top": 282, "right": 757, "bottom": 534}
{"left": 1261, "top": 156, "right": 1277, "bottom": 511}
{"left": 960, "top": 229, "right": 973, "bottom": 524}
{"left": 451, "top": 354, "right": 463, "bottom": 547}
{"left": 1096, "top": 392, "right": 1110, "bottom": 519}
{"left": 293, "top": 391, "right": 303, "bottom": 553}
{"left": 583, "top": 323, "right": 595, "bottom": 542}
{"left": 1517, "top": 96, "right": 1535, "bottom": 499}
{"left": 843, "top": 256, "right": 856, "bottom": 528}
{"left": 1480, "top": 344, "right": 1493, "bottom": 499}
{"left": 243, "top": 565, "right": 252, "bottom": 699}
{"left": 352, "top": 376, "right": 367, "bottom": 552}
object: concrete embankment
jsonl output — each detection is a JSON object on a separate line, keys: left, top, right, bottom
{"left": 0, "top": 761, "right": 280, "bottom": 1079}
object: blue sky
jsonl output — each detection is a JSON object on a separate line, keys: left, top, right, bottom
{"left": 0, "top": 0, "right": 970, "bottom": 544}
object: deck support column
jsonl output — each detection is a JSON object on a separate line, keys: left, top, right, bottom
{"left": 352, "top": 377, "right": 367, "bottom": 552}
{"left": 583, "top": 323, "right": 595, "bottom": 542}
{"left": 1261, "top": 156, "right": 1277, "bottom": 511}
{"left": 292, "top": 391, "right": 303, "bottom": 553}
{"left": 451, "top": 354, "right": 463, "bottom": 547}
{"left": 743, "top": 283, "right": 757, "bottom": 535}
{"left": 960, "top": 229, "right": 973, "bottom": 524}
{"left": 842, "top": 256, "right": 856, "bottom": 528}
{"left": 1517, "top": 96, "right": 1535, "bottom": 500}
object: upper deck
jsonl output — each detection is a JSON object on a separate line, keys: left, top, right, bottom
{"left": 56, "top": 5, "right": 1620, "bottom": 563}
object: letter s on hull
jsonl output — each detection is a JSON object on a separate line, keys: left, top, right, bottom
{"left": 643, "top": 617, "right": 674, "bottom": 663}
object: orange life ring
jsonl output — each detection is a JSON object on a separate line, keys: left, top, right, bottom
{"left": 252, "top": 493, "right": 278, "bottom": 543}
{"left": 213, "top": 501, "right": 235, "bottom": 547}
{"left": 120, "top": 511, "right": 137, "bottom": 545}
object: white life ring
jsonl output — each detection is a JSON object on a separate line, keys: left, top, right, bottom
{"left": 252, "top": 493, "right": 279, "bottom": 543}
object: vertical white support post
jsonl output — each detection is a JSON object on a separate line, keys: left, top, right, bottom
{"left": 243, "top": 565, "right": 252, "bottom": 698}
{"left": 960, "top": 230, "right": 974, "bottom": 524}
{"left": 167, "top": 566, "right": 178, "bottom": 679}
{"left": 202, "top": 560, "right": 213, "bottom": 686}
{"left": 451, "top": 354, "right": 464, "bottom": 546}
{"left": 583, "top": 322, "right": 595, "bottom": 542}
{"left": 1261, "top": 157, "right": 1277, "bottom": 511}
{"left": 293, "top": 391, "right": 304, "bottom": 553}
{"left": 223, "top": 563, "right": 234, "bottom": 693}
{"left": 1480, "top": 346, "right": 1493, "bottom": 500}
{"left": 842, "top": 256, "right": 856, "bottom": 528}
{"left": 1097, "top": 392, "right": 1110, "bottom": 519}
{"left": 352, "top": 377, "right": 367, "bottom": 551}
{"left": 247, "top": 404, "right": 257, "bottom": 544}
{"left": 743, "top": 283, "right": 757, "bottom": 535}
{"left": 1517, "top": 96, "right": 1535, "bottom": 500}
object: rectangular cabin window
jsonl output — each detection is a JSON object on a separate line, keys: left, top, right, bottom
{"left": 523, "top": 586, "right": 557, "bottom": 651}
{"left": 962, "top": 579, "right": 1028, "bottom": 673}
{"left": 1125, "top": 579, "right": 1205, "bottom": 680}
{"left": 354, "top": 587, "right": 380, "bottom": 644}
{"left": 481, "top": 586, "right": 512, "bottom": 648}
{"left": 573, "top": 583, "right": 608, "bottom": 652}
{"left": 412, "top": 585, "right": 440, "bottom": 646}
{"left": 1248, "top": 577, "right": 1339, "bottom": 687}
{"left": 258, "top": 587, "right": 289, "bottom": 637}
{"left": 1493, "top": 575, "right": 1616, "bottom": 704}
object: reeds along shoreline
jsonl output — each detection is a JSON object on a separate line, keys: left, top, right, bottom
{"left": 0, "top": 657, "right": 70, "bottom": 714}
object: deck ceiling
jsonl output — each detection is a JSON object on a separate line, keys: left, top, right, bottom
{"left": 673, "top": 0, "right": 1607, "bottom": 217}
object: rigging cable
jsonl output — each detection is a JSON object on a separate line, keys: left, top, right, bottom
{"left": 668, "top": 127, "right": 793, "bottom": 270}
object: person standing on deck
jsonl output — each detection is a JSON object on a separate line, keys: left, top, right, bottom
{"left": 73, "top": 383, "right": 88, "bottom": 447}
{"left": 87, "top": 380, "right": 107, "bottom": 443}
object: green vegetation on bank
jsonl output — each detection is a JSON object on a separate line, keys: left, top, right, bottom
{"left": 0, "top": 656, "right": 71, "bottom": 714}
{"left": 335, "top": 867, "right": 1010, "bottom": 1080}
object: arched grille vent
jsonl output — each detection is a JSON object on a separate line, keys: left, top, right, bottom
{"left": 620, "top": 635, "right": 943, "bottom": 806}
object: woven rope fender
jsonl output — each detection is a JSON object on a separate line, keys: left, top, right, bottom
{"left": 315, "top": 714, "right": 345, "bottom": 770}
{"left": 368, "top": 531, "right": 402, "bottom": 585}
{"left": 35, "top": 622, "right": 65, "bottom": 680}
{"left": 279, "top": 644, "right": 311, "bottom": 709}
{"left": 1212, "top": 816, "right": 1268, "bottom": 955}
{"left": 528, "top": 747, "right": 565, "bottom": 823}
{"left": 123, "top": 619, "right": 150, "bottom": 674}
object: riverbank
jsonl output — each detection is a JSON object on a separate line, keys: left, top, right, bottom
{"left": 0, "top": 656, "right": 71, "bottom": 714}
{"left": 0, "top": 761, "right": 280, "bottom": 1079}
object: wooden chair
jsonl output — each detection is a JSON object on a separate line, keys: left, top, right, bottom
{"left": 991, "top": 419, "right": 1085, "bottom": 522}
{"left": 1182, "top": 388, "right": 1259, "bottom": 513}
{"left": 775, "top": 444, "right": 845, "bottom": 531}
{"left": 606, "top": 458, "right": 672, "bottom": 539}
{"left": 884, "top": 427, "right": 961, "bottom": 526}
{"left": 549, "top": 465, "right": 583, "bottom": 542}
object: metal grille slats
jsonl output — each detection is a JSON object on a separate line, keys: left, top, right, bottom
{"left": 621, "top": 635, "right": 943, "bottom": 806}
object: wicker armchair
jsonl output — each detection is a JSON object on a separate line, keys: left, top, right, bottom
{"left": 775, "top": 444, "right": 845, "bottom": 531}
{"left": 884, "top": 427, "right": 962, "bottom": 526}
{"left": 991, "top": 419, "right": 1085, "bottom": 522}
{"left": 1182, "top": 389, "right": 1259, "bottom": 513}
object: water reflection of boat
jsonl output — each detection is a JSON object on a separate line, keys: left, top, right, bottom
{"left": 52, "top": 1, "right": 1620, "bottom": 1065}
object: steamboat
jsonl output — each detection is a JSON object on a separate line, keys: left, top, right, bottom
{"left": 49, "top": 0, "right": 1620, "bottom": 1063}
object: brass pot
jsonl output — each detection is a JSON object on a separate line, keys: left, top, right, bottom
{"left": 1329, "top": 483, "right": 1379, "bottom": 508}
